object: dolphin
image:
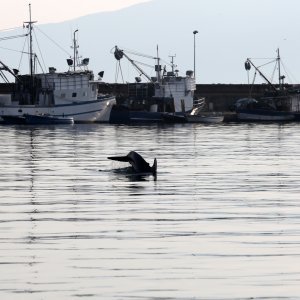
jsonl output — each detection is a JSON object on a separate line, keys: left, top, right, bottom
{"left": 107, "top": 151, "right": 157, "bottom": 175}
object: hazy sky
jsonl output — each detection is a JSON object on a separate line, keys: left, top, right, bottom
{"left": 2, "top": 0, "right": 149, "bottom": 29}
{"left": 2, "top": 0, "right": 300, "bottom": 84}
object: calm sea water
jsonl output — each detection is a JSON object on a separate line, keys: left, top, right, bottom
{"left": 0, "top": 122, "right": 300, "bottom": 299}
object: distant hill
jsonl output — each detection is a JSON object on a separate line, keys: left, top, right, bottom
{"left": 1, "top": 0, "right": 300, "bottom": 84}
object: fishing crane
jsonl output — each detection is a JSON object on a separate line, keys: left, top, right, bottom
{"left": 113, "top": 46, "right": 163, "bottom": 83}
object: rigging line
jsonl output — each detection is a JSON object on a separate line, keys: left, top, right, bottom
{"left": 247, "top": 69, "right": 250, "bottom": 85}
{"left": 250, "top": 70, "right": 257, "bottom": 96}
{"left": 18, "top": 37, "right": 28, "bottom": 70}
{"left": 0, "top": 45, "right": 28, "bottom": 54}
{"left": 251, "top": 70, "right": 257, "bottom": 85}
{"left": 124, "top": 47, "right": 173, "bottom": 67}
{"left": 35, "top": 55, "right": 46, "bottom": 74}
{"left": 281, "top": 61, "right": 297, "bottom": 84}
{"left": 0, "top": 26, "right": 23, "bottom": 32}
{"left": 119, "top": 61, "right": 124, "bottom": 83}
{"left": 270, "top": 60, "right": 277, "bottom": 83}
{"left": 132, "top": 59, "right": 155, "bottom": 69}
{"left": 0, "top": 34, "right": 28, "bottom": 41}
{"left": 0, "top": 70, "right": 9, "bottom": 83}
{"left": 33, "top": 28, "right": 47, "bottom": 73}
{"left": 115, "top": 61, "right": 119, "bottom": 83}
{"left": 249, "top": 57, "right": 276, "bottom": 60}
{"left": 160, "top": 59, "right": 172, "bottom": 67}
{"left": 120, "top": 47, "right": 156, "bottom": 60}
{"left": 35, "top": 26, "right": 71, "bottom": 57}
{"left": 257, "top": 59, "right": 277, "bottom": 68}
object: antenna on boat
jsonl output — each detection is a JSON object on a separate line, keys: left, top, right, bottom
{"left": 72, "top": 29, "right": 79, "bottom": 71}
{"left": 169, "top": 54, "right": 177, "bottom": 74}
{"left": 277, "top": 48, "right": 285, "bottom": 90}
{"left": 155, "top": 45, "right": 162, "bottom": 82}
{"left": 24, "top": 3, "right": 37, "bottom": 77}
{"left": 277, "top": 48, "right": 281, "bottom": 89}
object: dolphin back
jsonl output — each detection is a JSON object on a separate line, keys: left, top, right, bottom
{"left": 108, "top": 151, "right": 157, "bottom": 175}
{"left": 127, "top": 151, "right": 152, "bottom": 173}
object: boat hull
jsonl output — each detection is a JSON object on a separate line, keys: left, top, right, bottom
{"left": 162, "top": 113, "right": 187, "bottom": 123}
{"left": 109, "top": 106, "right": 164, "bottom": 124}
{"left": 237, "top": 109, "right": 295, "bottom": 121}
{"left": 0, "top": 96, "right": 116, "bottom": 123}
{"left": 24, "top": 114, "right": 74, "bottom": 125}
{"left": 186, "top": 115, "right": 224, "bottom": 123}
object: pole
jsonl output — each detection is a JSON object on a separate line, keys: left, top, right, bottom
{"left": 23, "top": 4, "right": 37, "bottom": 104}
{"left": 193, "top": 30, "right": 198, "bottom": 80}
{"left": 277, "top": 48, "right": 282, "bottom": 89}
{"left": 24, "top": 4, "right": 37, "bottom": 76}
{"left": 73, "top": 29, "right": 78, "bottom": 72}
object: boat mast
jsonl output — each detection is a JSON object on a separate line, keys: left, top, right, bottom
{"left": 156, "top": 45, "right": 161, "bottom": 83}
{"left": 24, "top": 4, "right": 37, "bottom": 77}
{"left": 73, "top": 29, "right": 78, "bottom": 71}
{"left": 169, "top": 55, "right": 176, "bottom": 74}
{"left": 277, "top": 48, "right": 282, "bottom": 90}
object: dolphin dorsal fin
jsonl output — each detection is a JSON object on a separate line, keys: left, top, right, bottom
{"left": 152, "top": 158, "right": 157, "bottom": 175}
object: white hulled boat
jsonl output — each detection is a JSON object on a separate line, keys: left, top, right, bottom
{"left": 0, "top": 5, "right": 115, "bottom": 123}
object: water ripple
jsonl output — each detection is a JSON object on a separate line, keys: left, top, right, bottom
{"left": 0, "top": 123, "right": 300, "bottom": 299}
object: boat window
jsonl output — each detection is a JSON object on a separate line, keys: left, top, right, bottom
{"left": 72, "top": 92, "right": 77, "bottom": 98}
{"left": 61, "top": 93, "right": 66, "bottom": 98}
{"left": 83, "top": 91, "right": 87, "bottom": 97}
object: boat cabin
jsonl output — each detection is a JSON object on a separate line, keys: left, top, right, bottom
{"left": 154, "top": 70, "right": 195, "bottom": 112}
{"left": 11, "top": 70, "right": 99, "bottom": 106}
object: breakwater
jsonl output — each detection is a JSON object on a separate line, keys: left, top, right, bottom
{"left": 0, "top": 82, "right": 292, "bottom": 112}
{"left": 97, "top": 83, "right": 289, "bottom": 111}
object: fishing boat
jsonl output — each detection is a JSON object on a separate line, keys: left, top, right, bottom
{"left": 235, "top": 98, "right": 295, "bottom": 121}
{"left": 0, "top": 5, "right": 115, "bottom": 123}
{"left": 235, "top": 49, "right": 300, "bottom": 122}
{"left": 109, "top": 46, "right": 195, "bottom": 123}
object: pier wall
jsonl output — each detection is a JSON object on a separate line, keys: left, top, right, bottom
{"left": 194, "top": 84, "right": 270, "bottom": 111}
{"left": 0, "top": 82, "right": 293, "bottom": 111}
{"left": 98, "top": 83, "right": 290, "bottom": 111}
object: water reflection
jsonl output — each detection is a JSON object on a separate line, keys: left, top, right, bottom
{"left": 108, "top": 166, "right": 157, "bottom": 182}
